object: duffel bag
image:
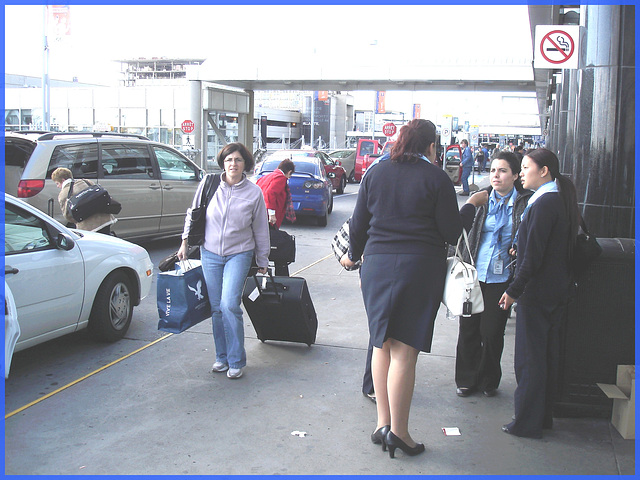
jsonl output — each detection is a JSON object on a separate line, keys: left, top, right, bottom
{"left": 67, "top": 181, "right": 119, "bottom": 222}
{"left": 268, "top": 225, "right": 296, "bottom": 264}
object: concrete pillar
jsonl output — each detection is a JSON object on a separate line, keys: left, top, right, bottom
{"left": 241, "top": 89, "right": 255, "bottom": 152}
{"left": 189, "top": 80, "right": 203, "bottom": 169}
{"left": 573, "top": 5, "right": 635, "bottom": 238}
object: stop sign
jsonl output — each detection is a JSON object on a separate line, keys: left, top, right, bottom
{"left": 382, "top": 122, "right": 397, "bottom": 137}
{"left": 181, "top": 120, "right": 195, "bottom": 134}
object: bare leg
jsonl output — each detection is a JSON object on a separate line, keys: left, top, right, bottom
{"left": 372, "top": 342, "right": 391, "bottom": 429}
{"left": 387, "top": 338, "right": 419, "bottom": 447}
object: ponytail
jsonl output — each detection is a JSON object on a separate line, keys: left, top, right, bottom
{"left": 526, "top": 149, "right": 580, "bottom": 258}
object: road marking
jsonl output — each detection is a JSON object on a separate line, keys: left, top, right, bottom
{"left": 5, "top": 334, "right": 173, "bottom": 419}
{"left": 291, "top": 253, "right": 333, "bottom": 276}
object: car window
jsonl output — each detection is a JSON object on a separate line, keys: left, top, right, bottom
{"left": 293, "top": 162, "right": 319, "bottom": 176}
{"left": 5, "top": 203, "right": 54, "bottom": 255}
{"left": 330, "top": 151, "right": 353, "bottom": 160}
{"left": 153, "top": 146, "right": 198, "bottom": 181}
{"left": 100, "top": 144, "right": 155, "bottom": 179}
{"left": 316, "top": 152, "right": 333, "bottom": 166}
{"left": 47, "top": 143, "right": 99, "bottom": 179}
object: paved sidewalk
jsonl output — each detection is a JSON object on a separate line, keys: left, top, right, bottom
{"left": 4, "top": 171, "right": 634, "bottom": 475}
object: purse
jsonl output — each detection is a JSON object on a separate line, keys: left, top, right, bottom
{"left": 268, "top": 225, "right": 296, "bottom": 264}
{"left": 157, "top": 260, "right": 212, "bottom": 333}
{"left": 331, "top": 218, "right": 361, "bottom": 271}
{"left": 187, "top": 174, "right": 221, "bottom": 246}
{"left": 572, "top": 216, "right": 602, "bottom": 277}
{"left": 158, "top": 245, "right": 201, "bottom": 272}
{"left": 442, "top": 229, "right": 484, "bottom": 317}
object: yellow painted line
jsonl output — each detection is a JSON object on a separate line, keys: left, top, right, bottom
{"left": 6, "top": 253, "right": 334, "bottom": 419}
{"left": 291, "top": 253, "right": 333, "bottom": 276}
{"left": 5, "top": 334, "right": 174, "bottom": 419}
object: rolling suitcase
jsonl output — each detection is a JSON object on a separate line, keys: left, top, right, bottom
{"left": 242, "top": 271, "right": 317, "bottom": 346}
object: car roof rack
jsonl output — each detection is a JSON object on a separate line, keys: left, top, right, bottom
{"left": 7, "top": 130, "right": 51, "bottom": 135}
{"left": 36, "top": 132, "right": 150, "bottom": 141}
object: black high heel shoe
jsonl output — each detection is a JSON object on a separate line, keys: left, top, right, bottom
{"left": 371, "top": 425, "right": 390, "bottom": 451}
{"left": 385, "top": 431, "right": 425, "bottom": 458}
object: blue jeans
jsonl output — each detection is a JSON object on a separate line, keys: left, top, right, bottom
{"left": 200, "top": 248, "right": 254, "bottom": 369}
{"left": 461, "top": 167, "right": 473, "bottom": 193}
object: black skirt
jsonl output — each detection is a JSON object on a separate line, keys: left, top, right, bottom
{"left": 360, "top": 252, "right": 447, "bottom": 353}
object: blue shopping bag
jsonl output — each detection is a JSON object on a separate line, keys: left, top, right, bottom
{"left": 157, "top": 260, "right": 212, "bottom": 333}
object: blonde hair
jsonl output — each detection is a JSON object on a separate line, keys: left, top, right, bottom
{"left": 51, "top": 167, "right": 73, "bottom": 183}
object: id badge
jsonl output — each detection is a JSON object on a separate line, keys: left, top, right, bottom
{"left": 493, "top": 257, "right": 504, "bottom": 275}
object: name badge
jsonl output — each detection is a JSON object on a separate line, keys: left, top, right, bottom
{"left": 493, "top": 257, "right": 504, "bottom": 275}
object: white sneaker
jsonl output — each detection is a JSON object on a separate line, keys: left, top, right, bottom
{"left": 227, "top": 367, "right": 243, "bottom": 379}
{"left": 211, "top": 362, "right": 228, "bottom": 373}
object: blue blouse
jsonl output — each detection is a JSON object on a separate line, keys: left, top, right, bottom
{"left": 475, "top": 188, "right": 516, "bottom": 283}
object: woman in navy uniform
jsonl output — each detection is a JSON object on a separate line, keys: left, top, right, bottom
{"left": 341, "top": 119, "right": 480, "bottom": 458}
{"left": 499, "top": 148, "right": 579, "bottom": 438}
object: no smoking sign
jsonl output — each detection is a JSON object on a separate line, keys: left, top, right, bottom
{"left": 534, "top": 25, "right": 584, "bottom": 70}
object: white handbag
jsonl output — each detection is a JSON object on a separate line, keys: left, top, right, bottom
{"left": 442, "top": 229, "right": 484, "bottom": 317}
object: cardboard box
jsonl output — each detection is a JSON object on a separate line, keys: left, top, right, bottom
{"left": 597, "top": 365, "right": 635, "bottom": 440}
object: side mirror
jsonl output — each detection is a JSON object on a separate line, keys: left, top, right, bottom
{"left": 56, "top": 233, "right": 75, "bottom": 251}
{"left": 327, "top": 172, "right": 336, "bottom": 179}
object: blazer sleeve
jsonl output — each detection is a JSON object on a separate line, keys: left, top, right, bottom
{"left": 348, "top": 177, "right": 372, "bottom": 261}
{"left": 434, "top": 175, "right": 464, "bottom": 245}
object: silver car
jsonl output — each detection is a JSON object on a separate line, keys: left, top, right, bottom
{"left": 6, "top": 131, "right": 205, "bottom": 241}
{"left": 4, "top": 193, "right": 154, "bottom": 370}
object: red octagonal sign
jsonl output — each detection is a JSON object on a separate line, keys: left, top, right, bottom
{"left": 181, "top": 120, "right": 195, "bottom": 134}
{"left": 383, "top": 122, "right": 397, "bottom": 137}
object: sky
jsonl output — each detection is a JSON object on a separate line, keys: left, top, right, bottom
{"left": 4, "top": 4, "right": 538, "bottom": 129}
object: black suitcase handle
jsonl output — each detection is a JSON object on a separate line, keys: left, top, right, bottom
{"left": 252, "top": 268, "right": 287, "bottom": 300}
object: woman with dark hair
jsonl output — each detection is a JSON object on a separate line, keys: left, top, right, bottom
{"left": 257, "top": 158, "right": 296, "bottom": 275}
{"left": 499, "top": 148, "right": 579, "bottom": 438}
{"left": 341, "top": 119, "right": 481, "bottom": 458}
{"left": 454, "top": 151, "right": 533, "bottom": 399}
{"left": 178, "top": 143, "right": 270, "bottom": 380}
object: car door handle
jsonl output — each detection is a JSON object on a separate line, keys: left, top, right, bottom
{"left": 148, "top": 184, "right": 162, "bottom": 190}
{"left": 5, "top": 265, "right": 19, "bottom": 275}
{"left": 162, "top": 184, "right": 173, "bottom": 190}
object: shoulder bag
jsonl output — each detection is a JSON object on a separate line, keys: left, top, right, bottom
{"left": 330, "top": 218, "right": 361, "bottom": 271}
{"left": 572, "top": 216, "right": 602, "bottom": 277}
{"left": 187, "top": 174, "right": 221, "bottom": 246}
{"left": 442, "top": 229, "right": 484, "bottom": 317}
{"left": 66, "top": 179, "right": 120, "bottom": 223}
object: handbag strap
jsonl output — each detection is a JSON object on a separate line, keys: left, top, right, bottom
{"left": 198, "top": 174, "right": 221, "bottom": 209}
{"left": 454, "top": 229, "right": 475, "bottom": 267}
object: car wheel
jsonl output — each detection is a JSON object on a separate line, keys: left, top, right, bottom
{"left": 327, "top": 192, "right": 333, "bottom": 214}
{"left": 89, "top": 271, "right": 133, "bottom": 342}
{"left": 317, "top": 211, "right": 328, "bottom": 227}
{"left": 348, "top": 170, "right": 356, "bottom": 183}
{"left": 337, "top": 175, "right": 346, "bottom": 194}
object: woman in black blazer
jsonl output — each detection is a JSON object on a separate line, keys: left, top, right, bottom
{"left": 499, "top": 148, "right": 579, "bottom": 438}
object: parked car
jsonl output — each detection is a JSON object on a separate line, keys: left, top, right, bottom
{"left": 4, "top": 193, "right": 154, "bottom": 367}
{"left": 329, "top": 149, "right": 356, "bottom": 183}
{"left": 443, "top": 144, "right": 463, "bottom": 185}
{"left": 5, "top": 131, "right": 205, "bottom": 242}
{"left": 252, "top": 150, "right": 333, "bottom": 226}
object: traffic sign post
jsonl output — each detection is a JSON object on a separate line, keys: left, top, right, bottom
{"left": 181, "top": 120, "right": 195, "bottom": 134}
{"left": 534, "top": 25, "right": 584, "bottom": 69}
{"left": 441, "top": 115, "right": 453, "bottom": 145}
{"left": 382, "top": 122, "right": 396, "bottom": 137}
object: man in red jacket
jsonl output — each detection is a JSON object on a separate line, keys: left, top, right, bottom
{"left": 257, "top": 159, "right": 296, "bottom": 275}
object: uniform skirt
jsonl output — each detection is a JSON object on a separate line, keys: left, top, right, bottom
{"left": 360, "top": 252, "right": 446, "bottom": 353}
